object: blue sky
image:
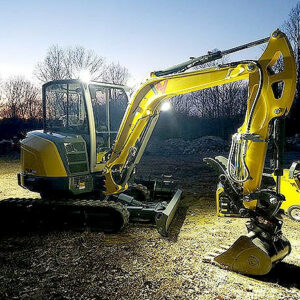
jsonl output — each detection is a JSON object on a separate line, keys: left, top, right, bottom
{"left": 0, "top": 0, "right": 298, "bottom": 85}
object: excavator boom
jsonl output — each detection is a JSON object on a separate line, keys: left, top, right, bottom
{"left": 104, "top": 63, "right": 254, "bottom": 194}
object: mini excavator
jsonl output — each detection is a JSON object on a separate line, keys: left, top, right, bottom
{"left": 0, "top": 29, "right": 298, "bottom": 276}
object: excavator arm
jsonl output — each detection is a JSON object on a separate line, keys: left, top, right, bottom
{"left": 105, "top": 30, "right": 297, "bottom": 276}
{"left": 204, "top": 31, "right": 296, "bottom": 275}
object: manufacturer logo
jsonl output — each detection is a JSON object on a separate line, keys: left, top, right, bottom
{"left": 248, "top": 255, "right": 259, "bottom": 266}
{"left": 155, "top": 80, "right": 168, "bottom": 93}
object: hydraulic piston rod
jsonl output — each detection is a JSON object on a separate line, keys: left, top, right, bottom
{"left": 152, "top": 36, "right": 269, "bottom": 77}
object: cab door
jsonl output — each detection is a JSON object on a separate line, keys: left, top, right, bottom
{"left": 88, "top": 84, "right": 128, "bottom": 171}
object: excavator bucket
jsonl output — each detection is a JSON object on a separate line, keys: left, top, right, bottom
{"left": 204, "top": 233, "right": 291, "bottom": 276}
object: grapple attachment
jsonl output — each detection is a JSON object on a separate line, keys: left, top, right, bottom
{"left": 210, "top": 233, "right": 291, "bottom": 276}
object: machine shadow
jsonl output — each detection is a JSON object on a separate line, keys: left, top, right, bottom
{"left": 167, "top": 206, "right": 188, "bottom": 242}
{"left": 253, "top": 262, "right": 300, "bottom": 289}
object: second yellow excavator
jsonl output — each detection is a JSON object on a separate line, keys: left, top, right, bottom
{"left": 1, "top": 29, "right": 298, "bottom": 276}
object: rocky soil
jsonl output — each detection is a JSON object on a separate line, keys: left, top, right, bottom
{"left": 0, "top": 152, "right": 300, "bottom": 299}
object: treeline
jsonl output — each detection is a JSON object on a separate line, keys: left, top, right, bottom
{"left": 0, "top": 78, "right": 42, "bottom": 119}
{"left": 153, "top": 80, "right": 248, "bottom": 140}
{"left": 0, "top": 45, "right": 130, "bottom": 140}
{"left": 283, "top": 2, "right": 300, "bottom": 136}
{"left": 0, "top": 118, "right": 42, "bottom": 141}
{"left": 0, "top": 77, "right": 43, "bottom": 141}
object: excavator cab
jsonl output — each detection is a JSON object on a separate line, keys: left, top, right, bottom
{"left": 19, "top": 79, "right": 129, "bottom": 196}
{"left": 42, "top": 80, "right": 129, "bottom": 174}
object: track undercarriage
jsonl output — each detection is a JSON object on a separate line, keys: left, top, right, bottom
{"left": 0, "top": 177, "right": 182, "bottom": 236}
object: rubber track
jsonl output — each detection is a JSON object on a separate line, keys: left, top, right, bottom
{"left": 0, "top": 198, "right": 129, "bottom": 233}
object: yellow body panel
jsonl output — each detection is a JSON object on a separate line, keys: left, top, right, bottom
{"left": 97, "top": 152, "right": 106, "bottom": 163}
{"left": 21, "top": 134, "right": 67, "bottom": 177}
{"left": 216, "top": 186, "right": 224, "bottom": 216}
{"left": 94, "top": 152, "right": 107, "bottom": 172}
{"left": 274, "top": 169, "right": 300, "bottom": 212}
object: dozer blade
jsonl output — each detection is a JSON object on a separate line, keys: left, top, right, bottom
{"left": 155, "top": 189, "right": 182, "bottom": 236}
{"left": 204, "top": 234, "right": 291, "bottom": 276}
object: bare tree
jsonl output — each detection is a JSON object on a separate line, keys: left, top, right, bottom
{"left": 35, "top": 46, "right": 67, "bottom": 82}
{"left": 172, "top": 80, "right": 247, "bottom": 118}
{"left": 171, "top": 57, "right": 248, "bottom": 119}
{"left": 1, "top": 77, "right": 41, "bottom": 119}
{"left": 35, "top": 45, "right": 106, "bottom": 82}
{"left": 283, "top": 3, "right": 300, "bottom": 58}
{"left": 65, "top": 46, "right": 106, "bottom": 80}
{"left": 103, "top": 62, "right": 130, "bottom": 85}
{"left": 281, "top": 2, "right": 300, "bottom": 131}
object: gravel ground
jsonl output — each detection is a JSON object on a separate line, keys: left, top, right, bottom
{"left": 0, "top": 152, "right": 300, "bottom": 299}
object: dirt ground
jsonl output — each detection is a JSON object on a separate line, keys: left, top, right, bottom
{"left": 0, "top": 153, "right": 300, "bottom": 300}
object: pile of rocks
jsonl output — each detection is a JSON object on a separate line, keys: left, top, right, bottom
{"left": 286, "top": 134, "right": 300, "bottom": 151}
{"left": 146, "top": 136, "right": 230, "bottom": 155}
{"left": 0, "top": 139, "right": 13, "bottom": 155}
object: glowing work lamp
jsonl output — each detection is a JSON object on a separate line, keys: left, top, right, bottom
{"left": 79, "top": 70, "right": 91, "bottom": 83}
{"left": 160, "top": 101, "right": 171, "bottom": 111}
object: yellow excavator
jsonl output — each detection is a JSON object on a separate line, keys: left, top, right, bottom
{"left": 273, "top": 162, "right": 300, "bottom": 221}
{"left": 1, "top": 29, "right": 298, "bottom": 276}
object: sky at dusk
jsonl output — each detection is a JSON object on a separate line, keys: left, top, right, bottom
{"left": 0, "top": 0, "right": 299, "bottom": 86}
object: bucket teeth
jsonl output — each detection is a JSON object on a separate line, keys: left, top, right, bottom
{"left": 206, "top": 252, "right": 219, "bottom": 257}
{"left": 214, "top": 248, "right": 227, "bottom": 255}
{"left": 219, "top": 245, "right": 231, "bottom": 250}
{"left": 202, "top": 255, "right": 216, "bottom": 264}
{"left": 203, "top": 249, "right": 229, "bottom": 264}
{"left": 203, "top": 243, "right": 232, "bottom": 262}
